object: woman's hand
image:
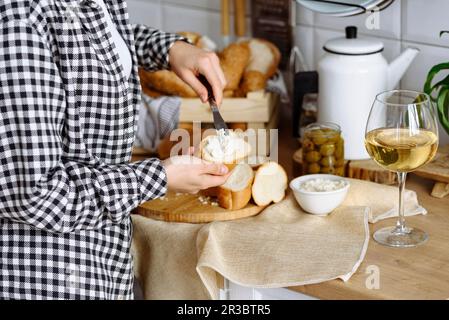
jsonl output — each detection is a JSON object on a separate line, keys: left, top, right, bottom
{"left": 162, "top": 155, "right": 230, "bottom": 194}
{"left": 169, "top": 41, "right": 227, "bottom": 105}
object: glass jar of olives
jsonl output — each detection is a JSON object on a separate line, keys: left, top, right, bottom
{"left": 301, "top": 122, "right": 345, "bottom": 176}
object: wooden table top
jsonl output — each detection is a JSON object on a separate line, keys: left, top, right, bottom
{"left": 288, "top": 174, "right": 449, "bottom": 300}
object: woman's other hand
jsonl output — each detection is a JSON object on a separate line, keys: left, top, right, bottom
{"left": 162, "top": 155, "right": 230, "bottom": 194}
{"left": 168, "top": 41, "right": 227, "bottom": 105}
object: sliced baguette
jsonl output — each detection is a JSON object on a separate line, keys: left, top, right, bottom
{"left": 217, "top": 163, "right": 254, "bottom": 210}
{"left": 200, "top": 134, "right": 251, "bottom": 171}
{"left": 252, "top": 162, "right": 288, "bottom": 206}
{"left": 241, "top": 155, "right": 269, "bottom": 170}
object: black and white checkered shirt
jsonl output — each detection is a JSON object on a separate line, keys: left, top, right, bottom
{"left": 0, "top": 0, "right": 182, "bottom": 299}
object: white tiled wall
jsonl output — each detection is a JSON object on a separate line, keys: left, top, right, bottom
{"left": 126, "top": 0, "right": 251, "bottom": 45}
{"left": 293, "top": 0, "right": 449, "bottom": 143}
{"left": 127, "top": 0, "right": 449, "bottom": 143}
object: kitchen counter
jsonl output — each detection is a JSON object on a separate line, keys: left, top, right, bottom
{"left": 287, "top": 174, "right": 449, "bottom": 300}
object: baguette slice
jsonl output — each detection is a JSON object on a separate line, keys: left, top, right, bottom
{"left": 217, "top": 163, "right": 254, "bottom": 210}
{"left": 252, "top": 162, "right": 288, "bottom": 206}
{"left": 200, "top": 134, "right": 251, "bottom": 171}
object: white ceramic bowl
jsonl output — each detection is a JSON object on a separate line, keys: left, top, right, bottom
{"left": 289, "top": 174, "right": 350, "bottom": 216}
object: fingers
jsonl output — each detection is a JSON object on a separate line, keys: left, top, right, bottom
{"left": 197, "top": 53, "right": 225, "bottom": 105}
{"left": 179, "top": 71, "right": 209, "bottom": 102}
{"left": 210, "top": 53, "right": 227, "bottom": 88}
{"left": 201, "top": 163, "right": 229, "bottom": 176}
{"left": 199, "top": 173, "right": 231, "bottom": 189}
{"left": 200, "top": 67, "right": 223, "bottom": 106}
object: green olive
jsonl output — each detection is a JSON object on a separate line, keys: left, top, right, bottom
{"left": 335, "top": 139, "right": 344, "bottom": 159}
{"left": 320, "top": 143, "right": 336, "bottom": 156}
{"left": 335, "top": 166, "right": 345, "bottom": 176}
{"left": 303, "top": 139, "right": 315, "bottom": 151}
{"left": 327, "top": 132, "right": 340, "bottom": 143}
{"left": 320, "top": 156, "right": 335, "bottom": 167}
{"left": 312, "top": 135, "right": 327, "bottom": 145}
{"left": 307, "top": 163, "right": 321, "bottom": 174}
{"left": 320, "top": 166, "right": 336, "bottom": 174}
{"left": 305, "top": 151, "right": 321, "bottom": 163}
{"left": 307, "top": 130, "right": 328, "bottom": 145}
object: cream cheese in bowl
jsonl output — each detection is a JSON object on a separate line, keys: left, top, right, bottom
{"left": 290, "top": 174, "right": 350, "bottom": 215}
{"left": 299, "top": 178, "right": 347, "bottom": 192}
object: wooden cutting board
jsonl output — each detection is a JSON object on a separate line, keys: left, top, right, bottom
{"left": 137, "top": 192, "right": 266, "bottom": 223}
{"left": 347, "top": 159, "right": 397, "bottom": 185}
{"left": 414, "top": 145, "right": 449, "bottom": 183}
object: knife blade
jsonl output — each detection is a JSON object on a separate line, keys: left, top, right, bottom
{"left": 198, "top": 75, "right": 229, "bottom": 135}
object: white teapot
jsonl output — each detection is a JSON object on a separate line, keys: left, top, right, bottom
{"left": 295, "top": 26, "right": 419, "bottom": 160}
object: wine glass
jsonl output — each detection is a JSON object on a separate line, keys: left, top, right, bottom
{"left": 365, "top": 90, "right": 439, "bottom": 247}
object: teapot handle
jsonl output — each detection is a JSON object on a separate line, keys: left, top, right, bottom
{"left": 292, "top": 71, "right": 318, "bottom": 137}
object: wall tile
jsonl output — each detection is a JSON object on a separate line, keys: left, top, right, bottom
{"left": 313, "top": 0, "right": 401, "bottom": 40}
{"left": 294, "top": 2, "right": 314, "bottom": 26}
{"left": 164, "top": 0, "right": 221, "bottom": 11}
{"left": 126, "top": 0, "right": 162, "bottom": 28}
{"left": 400, "top": 42, "right": 449, "bottom": 92}
{"left": 163, "top": 0, "right": 251, "bottom": 14}
{"left": 402, "top": 0, "right": 449, "bottom": 48}
{"left": 293, "top": 25, "right": 315, "bottom": 70}
{"left": 400, "top": 42, "right": 449, "bottom": 144}
{"left": 162, "top": 3, "right": 251, "bottom": 45}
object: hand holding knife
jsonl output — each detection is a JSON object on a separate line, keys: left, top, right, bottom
{"left": 198, "top": 74, "right": 229, "bottom": 138}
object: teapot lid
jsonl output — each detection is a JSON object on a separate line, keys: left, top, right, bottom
{"left": 323, "top": 26, "right": 384, "bottom": 55}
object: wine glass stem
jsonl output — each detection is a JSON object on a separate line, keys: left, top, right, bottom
{"left": 396, "top": 171, "right": 407, "bottom": 233}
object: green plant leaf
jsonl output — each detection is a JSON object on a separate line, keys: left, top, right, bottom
{"left": 431, "top": 74, "right": 449, "bottom": 92}
{"left": 436, "top": 86, "right": 449, "bottom": 135}
{"left": 423, "top": 62, "right": 449, "bottom": 95}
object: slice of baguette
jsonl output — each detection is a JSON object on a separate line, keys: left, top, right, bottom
{"left": 252, "top": 162, "right": 288, "bottom": 206}
{"left": 217, "top": 163, "right": 254, "bottom": 210}
{"left": 241, "top": 155, "right": 269, "bottom": 170}
{"left": 200, "top": 134, "right": 251, "bottom": 171}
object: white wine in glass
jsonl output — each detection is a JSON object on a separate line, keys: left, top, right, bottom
{"left": 365, "top": 90, "right": 438, "bottom": 247}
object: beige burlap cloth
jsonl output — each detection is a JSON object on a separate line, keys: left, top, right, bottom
{"left": 131, "top": 179, "right": 425, "bottom": 300}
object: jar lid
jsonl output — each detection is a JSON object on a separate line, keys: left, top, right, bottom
{"left": 323, "top": 26, "right": 384, "bottom": 55}
{"left": 305, "top": 122, "right": 341, "bottom": 133}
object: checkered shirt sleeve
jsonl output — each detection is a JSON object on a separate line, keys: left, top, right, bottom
{"left": 133, "top": 24, "right": 185, "bottom": 71}
{"left": 0, "top": 20, "right": 167, "bottom": 234}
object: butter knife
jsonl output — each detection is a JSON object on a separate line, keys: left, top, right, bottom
{"left": 198, "top": 75, "right": 229, "bottom": 136}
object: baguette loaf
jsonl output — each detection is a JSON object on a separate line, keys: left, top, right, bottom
{"left": 220, "top": 43, "right": 250, "bottom": 90}
{"left": 238, "top": 39, "right": 281, "bottom": 96}
{"left": 141, "top": 70, "right": 197, "bottom": 98}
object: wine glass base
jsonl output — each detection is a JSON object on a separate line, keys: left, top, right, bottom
{"left": 373, "top": 226, "right": 428, "bottom": 248}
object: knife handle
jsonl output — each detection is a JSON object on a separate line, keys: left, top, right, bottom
{"left": 198, "top": 74, "right": 216, "bottom": 104}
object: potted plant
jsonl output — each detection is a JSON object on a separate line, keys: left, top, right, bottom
{"left": 423, "top": 31, "right": 449, "bottom": 136}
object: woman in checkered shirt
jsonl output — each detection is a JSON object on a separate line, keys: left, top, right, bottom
{"left": 0, "top": 0, "right": 229, "bottom": 299}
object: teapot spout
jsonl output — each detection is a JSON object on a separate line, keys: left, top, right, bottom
{"left": 387, "top": 47, "right": 420, "bottom": 90}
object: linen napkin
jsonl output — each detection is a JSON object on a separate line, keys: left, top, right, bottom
{"left": 195, "top": 197, "right": 369, "bottom": 299}
{"left": 342, "top": 178, "right": 427, "bottom": 223}
{"left": 131, "top": 178, "right": 426, "bottom": 300}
